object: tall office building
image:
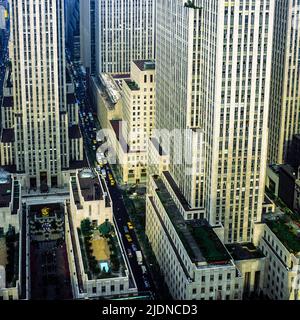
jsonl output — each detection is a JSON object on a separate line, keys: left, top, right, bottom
{"left": 268, "top": 0, "right": 300, "bottom": 165}
{"left": 148, "top": 0, "right": 274, "bottom": 244}
{"left": 94, "top": 0, "right": 155, "bottom": 74}
{"left": 79, "top": 0, "right": 96, "bottom": 73}
{"left": 0, "top": 0, "right": 83, "bottom": 189}
{"left": 65, "top": 0, "right": 80, "bottom": 62}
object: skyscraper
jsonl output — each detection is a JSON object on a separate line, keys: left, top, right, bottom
{"left": 268, "top": 0, "right": 300, "bottom": 165}
{"left": 94, "top": 0, "right": 156, "bottom": 74}
{"left": 149, "top": 0, "right": 275, "bottom": 244}
{"left": 79, "top": 0, "right": 96, "bottom": 73}
{"left": 0, "top": 0, "right": 83, "bottom": 189}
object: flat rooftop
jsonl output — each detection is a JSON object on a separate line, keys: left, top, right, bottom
{"left": 133, "top": 60, "right": 155, "bottom": 71}
{"left": 154, "top": 176, "right": 231, "bottom": 265}
{"left": 264, "top": 212, "right": 300, "bottom": 254}
{"left": 77, "top": 169, "right": 103, "bottom": 202}
{"left": 124, "top": 79, "right": 140, "bottom": 91}
{"left": 226, "top": 243, "right": 265, "bottom": 261}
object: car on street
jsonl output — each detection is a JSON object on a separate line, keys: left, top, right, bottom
{"left": 123, "top": 226, "right": 129, "bottom": 233}
{"left": 125, "top": 234, "right": 133, "bottom": 243}
{"left": 127, "top": 221, "right": 134, "bottom": 230}
{"left": 131, "top": 244, "right": 137, "bottom": 252}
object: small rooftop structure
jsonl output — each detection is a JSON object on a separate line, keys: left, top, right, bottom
{"left": 78, "top": 169, "right": 103, "bottom": 201}
{"left": 133, "top": 60, "right": 155, "bottom": 71}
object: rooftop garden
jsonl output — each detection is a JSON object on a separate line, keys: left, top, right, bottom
{"left": 78, "top": 219, "right": 126, "bottom": 280}
{"left": 125, "top": 80, "right": 140, "bottom": 91}
{"left": 154, "top": 177, "right": 230, "bottom": 264}
{"left": 266, "top": 216, "right": 300, "bottom": 254}
{"left": 264, "top": 187, "right": 300, "bottom": 254}
{"left": 190, "top": 225, "right": 231, "bottom": 263}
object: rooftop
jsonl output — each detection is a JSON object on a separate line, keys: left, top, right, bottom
{"left": 78, "top": 169, "right": 103, "bottom": 202}
{"left": 99, "top": 73, "right": 122, "bottom": 105}
{"left": 124, "top": 79, "right": 140, "bottom": 91}
{"left": 133, "top": 60, "right": 155, "bottom": 72}
{"left": 226, "top": 243, "right": 265, "bottom": 261}
{"left": 154, "top": 176, "right": 231, "bottom": 265}
{"left": 78, "top": 220, "right": 126, "bottom": 280}
{"left": 264, "top": 212, "right": 300, "bottom": 254}
{"left": 29, "top": 203, "right": 64, "bottom": 219}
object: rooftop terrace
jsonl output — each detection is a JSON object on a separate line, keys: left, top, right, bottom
{"left": 78, "top": 219, "right": 126, "bottom": 280}
{"left": 264, "top": 212, "right": 300, "bottom": 254}
{"left": 154, "top": 176, "right": 231, "bottom": 265}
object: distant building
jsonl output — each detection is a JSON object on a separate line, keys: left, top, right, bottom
{"left": 268, "top": 0, "right": 300, "bottom": 164}
{"left": 65, "top": 0, "right": 80, "bottom": 63}
{"left": 94, "top": 0, "right": 156, "bottom": 74}
{"left": 79, "top": 0, "right": 96, "bottom": 73}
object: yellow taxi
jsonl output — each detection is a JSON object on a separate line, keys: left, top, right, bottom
{"left": 127, "top": 221, "right": 134, "bottom": 230}
{"left": 125, "top": 234, "right": 133, "bottom": 243}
